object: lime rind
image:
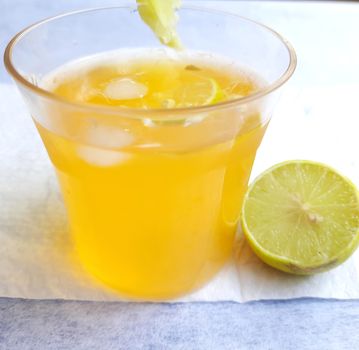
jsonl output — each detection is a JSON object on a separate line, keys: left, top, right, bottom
{"left": 241, "top": 160, "right": 359, "bottom": 275}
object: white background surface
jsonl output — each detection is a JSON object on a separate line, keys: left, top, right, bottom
{"left": 0, "top": 0, "right": 358, "bottom": 302}
{"left": 2, "top": 2, "right": 359, "bottom": 350}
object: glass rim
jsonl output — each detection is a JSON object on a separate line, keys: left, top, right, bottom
{"left": 4, "top": 5, "right": 297, "bottom": 119}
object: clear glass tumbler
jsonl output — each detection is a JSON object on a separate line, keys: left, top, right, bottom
{"left": 4, "top": 7, "right": 296, "bottom": 299}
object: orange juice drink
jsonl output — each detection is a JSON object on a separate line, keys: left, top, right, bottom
{"left": 36, "top": 50, "right": 267, "bottom": 298}
{"left": 5, "top": 7, "right": 296, "bottom": 300}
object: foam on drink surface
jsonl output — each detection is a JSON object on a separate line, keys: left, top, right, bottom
{"left": 42, "top": 48, "right": 263, "bottom": 109}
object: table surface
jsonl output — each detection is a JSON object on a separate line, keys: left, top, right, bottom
{"left": 1, "top": 1, "right": 359, "bottom": 349}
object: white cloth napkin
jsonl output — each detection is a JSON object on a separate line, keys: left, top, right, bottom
{"left": 0, "top": 83, "right": 358, "bottom": 302}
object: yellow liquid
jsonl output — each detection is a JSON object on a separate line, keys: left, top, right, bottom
{"left": 37, "top": 50, "right": 267, "bottom": 299}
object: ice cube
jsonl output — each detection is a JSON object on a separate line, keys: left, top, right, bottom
{"left": 86, "top": 126, "right": 133, "bottom": 149}
{"left": 77, "top": 145, "right": 131, "bottom": 167}
{"left": 136, "top": 143, "right": 162, "bottom": 149}
{"left": 161, "top": 98, "right": 176, "bottom": 108}
{"left": 143, "top": 118, "right": 156, "bottom": 127}
{"left": 184, "top": 114, "right": 205, "bottom": 127}
{"left": 104, "top": 78, "right": 148, "bottom": 100}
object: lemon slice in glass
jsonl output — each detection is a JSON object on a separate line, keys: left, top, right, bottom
{"left": 137, "top": 0, "right": 182, "bottom": 49}
{"left": 241, "top": 160, "right": 359, "bottom": 274}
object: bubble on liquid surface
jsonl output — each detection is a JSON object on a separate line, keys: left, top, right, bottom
{"left": 77, "top": 145, "right": 131, "bottom": 167}
{"left": 104, "top": 78, "right": 148, "bottom": 100}
{"left": 86, "top": 125, "right": 134, "bottom": 149}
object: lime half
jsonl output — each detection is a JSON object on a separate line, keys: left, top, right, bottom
{"left": 137, "top": 0, "right": 182, "bottom": 49}
{"left": 241, "top": 160, "right": 359, "bottom": 274}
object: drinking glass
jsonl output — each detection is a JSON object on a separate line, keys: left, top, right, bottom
{"left": 4, "top": 6, "right": 296, "bottom": 299}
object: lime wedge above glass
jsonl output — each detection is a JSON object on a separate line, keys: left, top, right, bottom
{"left": 137, "top": 0, "right": 182, "bottom": 49}
{"left": 241, "top": 160, "right": 359, "bottom": 274}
